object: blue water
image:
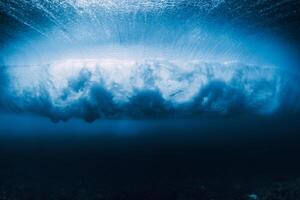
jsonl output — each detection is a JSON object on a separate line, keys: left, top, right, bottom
{"left": 0, "top": 1, "right": 300, "bottom": 199}
{"left": 1, "top": 0, "right": 300, "bottom": 122}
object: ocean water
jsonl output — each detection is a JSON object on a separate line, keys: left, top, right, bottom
{"left": 1, "top": 114, "right": 300, "bottom": 199}
{"left": 1, "top": 0, "right": 300, "bottom": 199}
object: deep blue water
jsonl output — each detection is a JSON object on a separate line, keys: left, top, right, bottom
{"left": 1, "top": 0, "right": 300, "bottom": 199}
{"left": 1, "top": 114, "right": 300, "bottom": 199}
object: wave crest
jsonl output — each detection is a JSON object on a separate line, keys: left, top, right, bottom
{"left": 1, "top": 60, "right": 299, "bottom": 121}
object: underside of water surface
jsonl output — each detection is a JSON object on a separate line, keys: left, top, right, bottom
{"left": 1, "top": 0, "right": 300, "bottom": 121}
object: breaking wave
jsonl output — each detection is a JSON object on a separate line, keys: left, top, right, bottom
{"left": 1, "top": 59, "right": 299, "bottom": 122}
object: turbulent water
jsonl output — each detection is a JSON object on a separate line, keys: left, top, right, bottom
{"left": 1, "top": 0, "right": 300, "bottom": 121}
{"left": 1, "top": 2, "right": 300, "bottom": 199}
{"left": 0, "top": 59, "right": 299, "bottom": 122}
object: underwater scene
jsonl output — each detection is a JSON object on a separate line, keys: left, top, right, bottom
{"left": 1, "top": 0, "right": 300, "bottom": 199}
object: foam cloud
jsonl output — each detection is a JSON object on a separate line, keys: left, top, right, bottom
{"left": 0, "top": 59, "right": 299, "bottom": 122}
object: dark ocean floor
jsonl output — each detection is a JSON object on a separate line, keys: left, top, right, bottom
{"left": 0, "top": 115, "right": 300, "bottom": 200}
{"left": 1, "top": 175, "right": 300, "bottom": 200}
